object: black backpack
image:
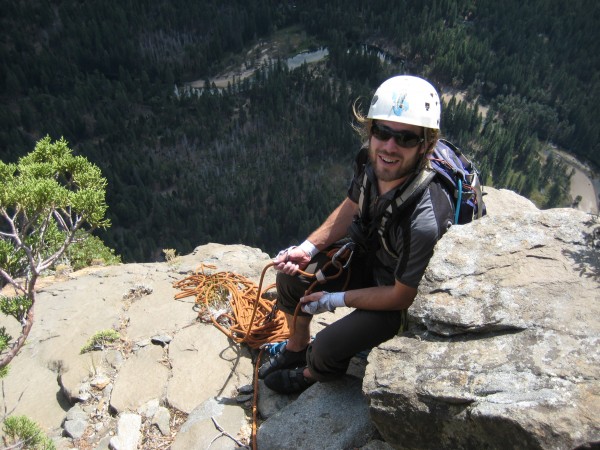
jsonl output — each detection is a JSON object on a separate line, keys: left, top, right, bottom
{"left": 429, "top": 138, "right": 486, "bottom": 224}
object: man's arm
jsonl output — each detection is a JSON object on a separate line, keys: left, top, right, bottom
{"left": 343, "top": 281, "right": 417, "bottom": 310}
{"left": 274, "top": 197, "right": 358, "bottom": 273}
{"left": 300, "top": 280, "right": 417, "bottom": 312}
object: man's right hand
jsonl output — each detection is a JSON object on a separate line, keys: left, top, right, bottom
{"left": 273, "top": 243, "right": 315, "bottom": 275}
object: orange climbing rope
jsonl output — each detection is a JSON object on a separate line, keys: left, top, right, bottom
{"left": 173, "top": 244, "right": 353, "bottom": 348}
{"left": 173, "top": 262, "right": 290, "bottom": 348}
{"left": 172, "top": 244, "right": 354, "bottom": 450}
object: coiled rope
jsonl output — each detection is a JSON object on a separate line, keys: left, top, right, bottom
{"left": 173, "top": 262, "right": 289, "bottom": 348}
{"left": 173, "top": 245, "right": 353, "bottom": 450}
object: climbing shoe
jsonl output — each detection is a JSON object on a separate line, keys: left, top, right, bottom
{"left": 258, "top": 343, "right": 307, "bottom": 379}
{"left": 264, "top": 367, "right": 316, "bottom": 394}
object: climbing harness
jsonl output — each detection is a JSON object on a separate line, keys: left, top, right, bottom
{"left": 289, "top": 243, "right": 354, "bottom": 330}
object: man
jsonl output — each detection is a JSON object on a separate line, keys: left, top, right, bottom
{"left": 260, "top": 75, "right": 455, "bottom": 394}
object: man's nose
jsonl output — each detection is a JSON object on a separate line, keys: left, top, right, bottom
{"left": 381, "top": 136, "right": 398, "bottom": 152}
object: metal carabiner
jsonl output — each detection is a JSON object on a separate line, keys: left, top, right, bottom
{"left": 331, "top": 241, "right": 355, "bottom": 270}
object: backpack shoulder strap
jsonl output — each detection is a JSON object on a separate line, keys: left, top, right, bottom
{"left": 354, "top": 146, "right": 370, "bottom": 223}
{"left": 358, "top": 171, "right": 370, "bottom": 221}
{"left": 378, "top": 168, "right": 436, "bottom": 258}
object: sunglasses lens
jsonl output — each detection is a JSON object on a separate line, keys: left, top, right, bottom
{"left": 397, "top": 134, "right": 421, "bottom": 147}
{"left": 371, "top": 123, "right": 391, "bottom": 141}
{"left": 371, "top": 123, "right": 423, "bottom": 148}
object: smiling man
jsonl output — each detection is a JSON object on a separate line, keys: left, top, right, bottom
{"left": 260, "top": 75, "right": 455, "bottom": 394}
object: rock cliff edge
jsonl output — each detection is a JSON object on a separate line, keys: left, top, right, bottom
{"left": 1, "top": 187, "right": 598, "bottom": 449}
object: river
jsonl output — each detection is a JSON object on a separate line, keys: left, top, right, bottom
{"left": 549, "top": 147, "right": 599, "bottom": 214}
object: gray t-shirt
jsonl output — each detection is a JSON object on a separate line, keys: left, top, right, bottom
{"left": 347, "top": 157, "right": 454, "bottom": 288}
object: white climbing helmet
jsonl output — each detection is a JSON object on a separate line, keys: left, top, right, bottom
{"left": 367, "top": 75, "right": 441, "bottom": 130}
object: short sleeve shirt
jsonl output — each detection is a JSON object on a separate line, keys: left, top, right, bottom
{"left": 347, "top": 152, "right": 454, "bottom": 288}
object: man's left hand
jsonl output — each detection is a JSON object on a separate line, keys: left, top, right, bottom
{"left": 301, "top": 291, "right": 346, "bottom": 314}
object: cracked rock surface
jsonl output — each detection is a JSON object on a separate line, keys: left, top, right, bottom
{"left": 364, "top": 188, "right": 600, "bottom": 449}
{"left": 2, "top": 188, "right": 598, "bottom": 449}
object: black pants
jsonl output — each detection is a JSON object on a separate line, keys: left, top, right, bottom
{"left": 276, "top": 251, "right": 405, "bottom": 382}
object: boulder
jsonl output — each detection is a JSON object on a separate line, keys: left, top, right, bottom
{"left": 109, "top": 413, "right": 142, "bottom": 450}
{"left": 363, "top": 188, "right": 600, "bottom": 449}
{"left": 109, "top": 345, "right": 169, "bottom": 413}
{"left": 165, "top": 323, "right": 253, "bottom": 414}
{"left": 258, "top": 375, "right": 376, "bottom": 449}
{"left": 170, "top": 398, "right": 248, "bottom": 450}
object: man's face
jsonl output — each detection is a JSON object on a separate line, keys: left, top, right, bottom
{"left": 369, "top": 120, "right": 426, "bottom": 183}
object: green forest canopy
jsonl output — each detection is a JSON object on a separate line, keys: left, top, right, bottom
{"left": 0, "top": 0, "right": 598, "bottom": 262}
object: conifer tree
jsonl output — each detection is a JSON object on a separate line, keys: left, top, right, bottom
{"left": 0, "top": 137, "right": 114, "bottom": 373}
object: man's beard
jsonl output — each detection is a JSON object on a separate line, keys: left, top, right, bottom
{"left": 369, "top": 148, "right": 422, "bottom": 182}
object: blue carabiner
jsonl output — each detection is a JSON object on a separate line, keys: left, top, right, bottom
{"left": 454, "top": 178, "right": 463, "bottom": 224}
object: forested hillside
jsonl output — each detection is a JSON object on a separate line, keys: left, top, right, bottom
{"left": 1, "top": 0, "right": 598, "bottom": 262}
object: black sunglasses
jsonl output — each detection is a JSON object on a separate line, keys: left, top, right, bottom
{"left": 371, "top": 122, "right": 424, "bottom": 148}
